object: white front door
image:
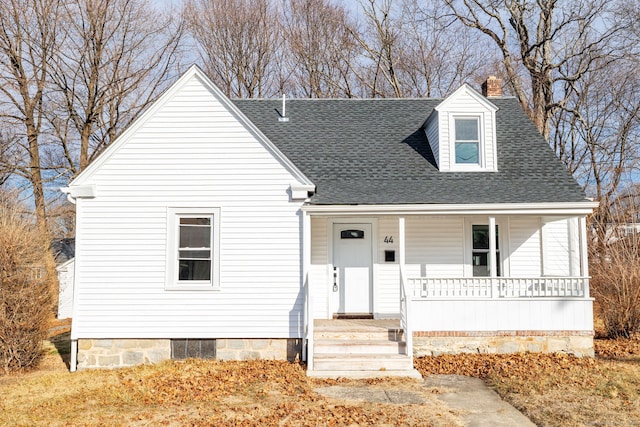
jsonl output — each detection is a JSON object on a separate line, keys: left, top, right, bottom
{"left": 333, "top": 223, "right": 373, "bottom": 314}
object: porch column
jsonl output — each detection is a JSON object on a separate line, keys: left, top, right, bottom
{"left": 489, "top": 216, "right": 498, "bottom": 297}
{"left": 579, "top": 216, "right": 590, "bottom": 298}
{"left": 398, "top": 216, "right": 406, "bottom": 276}
{"left": 398, "top": 215, "right": 413, "bottom": 361}
{"left": 302, "top": 210, "right": 312, "bottom": 365}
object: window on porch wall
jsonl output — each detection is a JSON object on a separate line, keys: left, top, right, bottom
{"left": 472, "top": 224, "right": 500, "bottom": 277}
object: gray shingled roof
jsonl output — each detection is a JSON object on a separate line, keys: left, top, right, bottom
{"left": 52, "top": 238, "right": 75, "bottom": 264}
{"left": 232, "top": 98, "right": 588, "bottom": 205}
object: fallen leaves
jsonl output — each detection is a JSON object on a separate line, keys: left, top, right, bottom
{"left": 416, "top": 352, "right": 599, "bottom": 393}
{"left": 594, "top": 333, "right": 640, "bottom": 359}
{"left": 3, "top": 334, "right": 640, "bottom": 426}
{"left": 106, "top": 359, "right": 453, "bottom": 426}
{"left": 117, "top": 359, "right": 312, "bottom": 406}
{"left": 414, "top": 335, "right": 640, "bottom": 427}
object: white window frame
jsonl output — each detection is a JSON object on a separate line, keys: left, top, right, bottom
{"left": 165, "top": 207, "right": 221, "bottom": 291}
{"left": 450, "top": 114, "right": 485, "bottom": 171}
{"left": 464, "top": 218, "right": 503, "bottom": 277}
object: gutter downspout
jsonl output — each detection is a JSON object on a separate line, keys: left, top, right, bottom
{"left": 70, "top": 340, "right": 78, "bottom": 372}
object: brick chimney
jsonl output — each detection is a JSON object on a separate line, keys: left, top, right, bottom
{"left": 481, "top": 76, "right": 502, "bottom": 97}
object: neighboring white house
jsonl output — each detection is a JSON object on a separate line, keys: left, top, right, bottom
{"left": 56, "top": 258, "right": 75, "bottom": 319}
{"left": 62, "top": 67, "right": 597, "bottom": 374}
{"left": 53, "top": 238, "right": 75, "bottom": 319}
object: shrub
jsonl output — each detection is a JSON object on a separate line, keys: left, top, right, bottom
{"left": 0, "top": 193, "right": 54, "bottom": 373}
{"left": 590, "top": 231, "right": 640, "bottom": 339}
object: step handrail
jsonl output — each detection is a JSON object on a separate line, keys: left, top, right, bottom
{"left": 399, "top": 267, "right": 413, "bottom": 368}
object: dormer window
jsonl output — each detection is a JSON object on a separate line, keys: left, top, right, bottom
{"left": 425, "top": 82, "right": 498, "bottom": 172}
{"left": 454, "top": 117, "right": 480, "bottom": 165}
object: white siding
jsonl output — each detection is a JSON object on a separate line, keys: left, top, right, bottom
{"left": 310, "top": 217, "right": 329, "bottom": 318}
{"left": 376, "top": 217, "right": 400, "bottom": 316}
{"left": 405, "top": 216, "right": 464, "bottom": 277}
{"left": 310, "top": 217, "right": 328, "bottom": 265}
{"left": 411, "top": 298, "right": 593, "bottom": 332}
{"left": 424, "top": 113, "right": 440, "bottom": 168}
{"left": 508, "top": 217, "right": 542, "bottom": 276}
{"left": 72, "top": 74, "right": 305, "bottom": 339}
{"left": 542, "top": 218, "right": 571, "bottom": 276}
{"left": 483, "top": 110, "right": 496, "bottom": 171}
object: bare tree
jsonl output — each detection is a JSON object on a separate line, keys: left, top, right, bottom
{"left": 0, "top": 0, "right": 62, "bottom": 238}
{"left": 282, "top": 0, "right": 359, "bottom": 98}
{"left": 348, "top": 0, "right": 405, "bottom": 98}
{"left": 398, "top": 0, "right": 493, "bottom": 97}
{"left": 0, "top": 131, "right": 21, "bottom": 186}
{"left": 553, "top": 59, "right": 640, "bottom": 242}
{"left": 49, "top": 0, "right": 184, "bottom": 175}
{"left": 184, "top": 0, "right": 281, "bottom": 98}
{"left": 444, "top": 0, "right": 625, "bottom": 140}
{"left": 590, "top": 198, "right": 640, "bottom": 338}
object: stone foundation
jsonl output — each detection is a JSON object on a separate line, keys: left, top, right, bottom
{"left": 77, "top": 339, "right": 171, "bottom": 369}
{"left": 216, "top": 338, "right": 301, "bottom": 361}
{"left": 77, "top": 338, "right": 302, "bottom": 369}
{"left": 413, "top": 331, "right": 594, "bottom": 357}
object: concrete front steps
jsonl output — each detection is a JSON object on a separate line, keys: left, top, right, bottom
{"left": 307, "top": 319, "right": 422, "bottom": 379}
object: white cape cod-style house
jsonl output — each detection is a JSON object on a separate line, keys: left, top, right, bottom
{"left": 62, "top": 66, "right": 597, "bottom": 375}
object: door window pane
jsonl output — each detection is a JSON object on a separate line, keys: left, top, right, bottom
{"left": 341, "top": 229, "right": 365, "bottom": 239}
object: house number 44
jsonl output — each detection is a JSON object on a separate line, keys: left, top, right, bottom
{"left": 384, "top": 236, "right": 394, "bottom": 243}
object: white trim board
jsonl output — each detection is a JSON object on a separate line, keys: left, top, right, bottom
{"left": 303, "top": 202, "right": 598, "bottom": 216}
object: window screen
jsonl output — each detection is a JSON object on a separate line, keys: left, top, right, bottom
{"left": 178, "top": 216, "right": 212, "bottom": 281}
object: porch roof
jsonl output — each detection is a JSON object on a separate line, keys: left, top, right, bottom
{"left": 232, "top": 98, "right": 589, "bottom": 206}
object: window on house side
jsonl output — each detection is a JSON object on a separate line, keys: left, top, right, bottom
{"left": 178, "top": 217, "right": 212, "bottom": 281}
{"left": 166, "top": 207, "right": 220, "bottom": 290}
{"left": 455, "top": 118, "right": 480, "bottom": 164}
{"left": 472, "top": 224, "right": 500, "bottom": 277}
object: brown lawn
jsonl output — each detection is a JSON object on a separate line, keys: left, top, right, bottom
{"left": 1, "top": 326, "right": 639, "bottom": 427}
{"left": 0, "top": 333, "right": 459, "bottom": 427}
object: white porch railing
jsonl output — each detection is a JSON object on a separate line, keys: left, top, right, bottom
{"left": 399, "top": 268, "right": 413, "bottom": 366}
{"left": 407, "top": 276, "right": 589, "bottom": 298}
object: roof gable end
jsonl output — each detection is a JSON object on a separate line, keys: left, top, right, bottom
{"left": 434, "top": 83, "right": 499, "bottom": 113}
{"left": 69, "top": 65, "right": 312, "bottom": 188}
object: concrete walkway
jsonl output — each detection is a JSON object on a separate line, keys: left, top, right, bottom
{"left": 315, "top": 374, "right": 536, "bottom": 427}
{"left": 424, "top": 375, "right": 536, "bottom": 426}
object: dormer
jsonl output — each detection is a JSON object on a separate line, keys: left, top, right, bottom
{"left": 425, "top": 78, "right": 500, "bottom": 172}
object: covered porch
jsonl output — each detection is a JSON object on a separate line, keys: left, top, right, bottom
{"left": 301, "top": 203, "right": 595, "bottom": 375}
